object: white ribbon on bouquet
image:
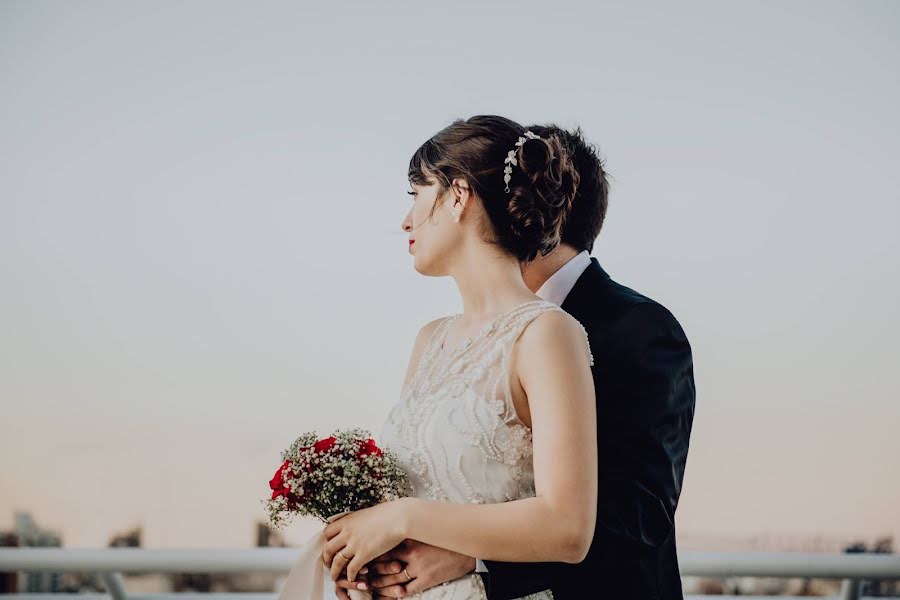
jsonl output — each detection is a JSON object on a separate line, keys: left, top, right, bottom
{"left": 276, "top": 511, "right": 372, "bottom": 600}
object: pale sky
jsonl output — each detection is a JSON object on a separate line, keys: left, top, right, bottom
{"left": 1, "top": 0, "right": 898, "bottom": 550}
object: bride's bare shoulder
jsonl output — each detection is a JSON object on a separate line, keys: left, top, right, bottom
{"left": 401, "top": 316, "right": 449, "bottom": 389}
{"left": 414, "top": 316, "right": 448, "bottom": 347}
{"left": 516, "top": 309, "right": 594, "bottom": 370}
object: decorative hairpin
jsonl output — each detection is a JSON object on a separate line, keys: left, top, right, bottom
{"left": 503, "top": 130, "right": 542, "bottom": 193}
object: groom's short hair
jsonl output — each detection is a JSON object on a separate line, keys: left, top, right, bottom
{"left": 528, "top": 124, "right": 609, "bottom": 253}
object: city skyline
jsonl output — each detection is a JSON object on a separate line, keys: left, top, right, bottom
{"left": 1, "top": 509, "right": 895, "bottom": 553}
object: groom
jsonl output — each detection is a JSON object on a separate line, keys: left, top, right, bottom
{"left": 337, "top": 126, "right": 696, "bottom": 600}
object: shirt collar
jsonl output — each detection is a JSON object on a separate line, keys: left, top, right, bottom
{"left": 535, "top": 250, "right": 592, "bottom": 305}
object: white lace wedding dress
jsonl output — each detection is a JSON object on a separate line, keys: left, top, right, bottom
{"left": 378, "top": 299, "right": 594, "bottom": 600}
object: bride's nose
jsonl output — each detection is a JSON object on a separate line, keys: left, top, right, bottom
{"left": 401, "top": 206, "right": 413, "bottom": 232}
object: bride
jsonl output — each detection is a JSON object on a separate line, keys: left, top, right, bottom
{"left": 322, "top": 115, "right": 597, "bottom": 599}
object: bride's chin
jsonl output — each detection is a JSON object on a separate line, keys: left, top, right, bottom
{"left": 413, "top": 262, "right": 435, "bottom": 277}
{"left": 412, "top": 256, "right": 446, "bottom": 278}
{"left": 411, "top": 256, "right": 428, "bottom": 275}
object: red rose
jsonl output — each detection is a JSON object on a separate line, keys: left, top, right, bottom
{"left": 314, "top": 436, "right": 336, "bottom": 453}
{"left": 269, "top": 459, "right": 303, "bottom": 507}
{"left": 357, "top": 438, "right": 383, "bottom": 459}
{"left": 269, "top": 460, "right": 291, "bottom": 491}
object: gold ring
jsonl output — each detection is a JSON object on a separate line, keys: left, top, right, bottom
{"left": 338, "top": 550, "right": 350, "bottom": 561}
{"left": 404, "top": 567, "right": 413, "bottom": 582}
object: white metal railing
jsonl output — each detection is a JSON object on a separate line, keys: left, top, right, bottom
{"left": 1, "top": 548, "right": 899, "bottom": 600}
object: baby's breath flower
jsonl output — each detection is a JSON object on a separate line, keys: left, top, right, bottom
{"left": 265, "top": 428, "right": 410, "bottom": 529}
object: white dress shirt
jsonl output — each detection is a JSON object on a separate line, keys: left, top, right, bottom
{"left": 475, "top": 250, "right": 592, "bottom": 574}
{"left": 534, "top": 250, "right": 592, "bottom": 305}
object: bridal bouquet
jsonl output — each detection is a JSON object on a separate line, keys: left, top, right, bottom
{"left": 266, "top": 428, "right": 409, "bottom": 600}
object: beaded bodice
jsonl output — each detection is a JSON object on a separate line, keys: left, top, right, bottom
{"left": 379, "top": 299, "right": 593, "bottom": 506}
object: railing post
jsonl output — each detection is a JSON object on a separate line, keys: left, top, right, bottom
{"left": 100, "top": 571, "right": 128, "bottom": 600}
{"left": 839, "top": 578, "right": 861, "bottom": 600}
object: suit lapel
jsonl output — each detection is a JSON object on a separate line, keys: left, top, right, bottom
{"left": 560, "top": 257, "right": 610, "bottom": 323}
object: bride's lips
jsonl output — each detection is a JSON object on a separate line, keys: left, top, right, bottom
{"left": 409, "top": 239, "right": 415, "bottom": 247}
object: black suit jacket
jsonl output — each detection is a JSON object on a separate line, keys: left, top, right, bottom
{"left": 479, "top": 257, "right": 696, "bottom": 600}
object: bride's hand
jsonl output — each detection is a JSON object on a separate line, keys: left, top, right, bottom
{"left": 323, "top": 498, "right": 412, "bottom": 583}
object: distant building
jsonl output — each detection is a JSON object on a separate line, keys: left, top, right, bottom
{"left": 845, "top": 537, "right": 898, "bottom": 597}
{"left": 11, "top": 512, "right": 65, "bottom": 593}
{"left": 108, "top": 526, "right": 142, "bottom": 548}
{"left": 256, "top": 522, "right": 287, "bottom": 548}
{"left": 0, "top": 532, "right": 20, "bottom": 593}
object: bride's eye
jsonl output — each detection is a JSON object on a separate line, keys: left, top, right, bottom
{"left": 407, "top": 190, "right": 417, "bottom": 199}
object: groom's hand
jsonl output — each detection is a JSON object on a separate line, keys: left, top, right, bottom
{"left": 333, "top": 564, "right": 377, "bottom": 600}
{"left": 367, "top": 539, "right": 477, "bottom": 598}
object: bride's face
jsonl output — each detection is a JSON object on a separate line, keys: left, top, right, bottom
{"left": 401, "top": 179, "right": 461, "bottom": 276}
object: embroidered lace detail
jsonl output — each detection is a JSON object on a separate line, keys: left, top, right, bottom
{"left": 378, "top": 300, "right": 590, "bottom": 599}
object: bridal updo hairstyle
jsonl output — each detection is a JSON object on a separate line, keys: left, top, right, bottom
{"left": 408, "top": 115, "right": 580, "bottom": 262}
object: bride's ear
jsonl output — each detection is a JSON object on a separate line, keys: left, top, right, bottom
{"left": 450, "top": 178, "right": 472, "bottom": 223}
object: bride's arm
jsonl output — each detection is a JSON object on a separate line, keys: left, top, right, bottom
{"left": 324, "top": 309, "right": 597, "bottom": 583}
{"left": 399, "top": 311, "right": 597, "bottom": 562}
